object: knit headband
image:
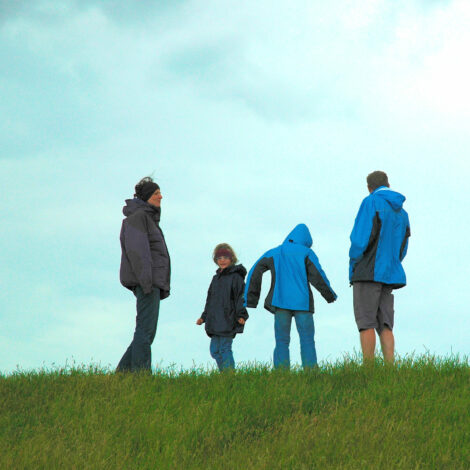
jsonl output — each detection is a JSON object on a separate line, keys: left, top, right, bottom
{"left": 138, "top": 182, "right": 160, "bottom": 202}
{"left": 215, "top": 248, "right": 233, "bottom": 259}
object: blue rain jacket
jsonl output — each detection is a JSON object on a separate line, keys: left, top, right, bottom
{"left": 349, "top": 186, "right": 410, "bottom": 288}
{"left": 244, "top": 224, "right": 337, "bottom": 313}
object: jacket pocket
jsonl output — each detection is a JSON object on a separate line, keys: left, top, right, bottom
{"left": 152, "top": 259, "right": 167, "bottom": 269}
{"left": 224, "top": 306, "right": 236, "bottom": 327}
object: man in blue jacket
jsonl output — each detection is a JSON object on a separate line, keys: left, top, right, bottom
{"left": 245, "top": 224, "right": 337, "bottom": 369}
{"left": 349, "top": 171, "right": 410, "bottom": 364}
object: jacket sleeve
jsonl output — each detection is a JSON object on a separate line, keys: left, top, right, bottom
{"left": 400, "top": 221, "right": 411, "bottom": 261}
{"left": 201, "top": 281, "right": 213, "bottom": 322}
{"left": 244, "top": 253, "right": 271, "bottom": 308}
{"left": 306, "top": 251, "right": 337, "bottom": 303}
{"left": 123, "top": 212, "right": 153, "bottom": 294}
{"left": 349, "top": 196, "right": 375, "bottom": 279}
{"left": 232, "top": 275, "right": 249, "bottom": 320}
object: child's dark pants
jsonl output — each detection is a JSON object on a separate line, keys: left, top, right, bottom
{"left": 210, "top": 336, "right": 235, "bottom": 371}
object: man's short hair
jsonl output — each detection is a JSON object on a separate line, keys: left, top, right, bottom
{"left": 367, "top": 171, "right": 389, "bottom": 191}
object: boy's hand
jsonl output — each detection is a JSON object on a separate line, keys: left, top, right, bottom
{"left": 196, "top": 318, "right": 204, "bottom": 325}
{"left": 237, "top": 318, "right": 246, "bottom": 325}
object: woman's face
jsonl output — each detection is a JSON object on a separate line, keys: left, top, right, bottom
{"left": 147, "top": 189, "right": 162, "bottom": 207}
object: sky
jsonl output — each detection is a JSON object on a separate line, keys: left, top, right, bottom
{"left": 1, "top": 0, "right": 469, "bottom": 373}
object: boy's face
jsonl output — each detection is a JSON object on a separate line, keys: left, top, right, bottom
{"left": 216, "top": 256, "right": 232, "bottom": 270}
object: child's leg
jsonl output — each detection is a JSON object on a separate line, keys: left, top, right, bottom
{"left": 219, "top": 337, "right": 235, "bottom": 370}
{"left": 294, "top": 312, "right": 317, "bottom": 368}
{"left": 210, "top": 336, "right": 223, "bottom": 370}
{"left": 274, "top": 309, "right": 293, "bottom": 369}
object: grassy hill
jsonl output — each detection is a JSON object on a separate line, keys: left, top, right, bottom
{"left": 1, "top": 356, "right": 469, "bottom": 469}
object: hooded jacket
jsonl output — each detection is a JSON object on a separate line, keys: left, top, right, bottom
{"left": 349, "top": 186, "right": 410, "bottom": 288}
{"left": 244, "top": 224, "right": 337, "bottom": 313}
{"left": 201, "top": 264, "right": 249, "bottom": 338}
{"left": 119, "top": 198, "right": 171, "bottom": 299}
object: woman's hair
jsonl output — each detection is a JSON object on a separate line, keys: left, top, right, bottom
{"left": 134, "top": 176, "right": 156, "bottom": 198}
{"left": 213, "top": 243, "right": 238, "bottom": 265}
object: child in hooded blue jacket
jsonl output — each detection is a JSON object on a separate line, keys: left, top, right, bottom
{"left": 245, "top": 224, "right": 337, "bottom": 369}
{"left": 196, "top": 243, "right": 249, "bottom": 371}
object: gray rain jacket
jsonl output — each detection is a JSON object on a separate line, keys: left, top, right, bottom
{"left": 119, "top": 198, "right": 171, "bottom": 299}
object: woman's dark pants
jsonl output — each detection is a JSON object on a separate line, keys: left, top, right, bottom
{"left": 117, "top": 286, "right": 161, "bottom": 372}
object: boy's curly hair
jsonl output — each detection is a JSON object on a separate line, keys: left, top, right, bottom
{"left": 213, "top": 243, "right": 238, "bottom": 265}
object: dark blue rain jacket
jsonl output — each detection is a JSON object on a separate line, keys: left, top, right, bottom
{"left": 201, "top": 264, "right": 249, "bottom": 338}
{"left": 244, "top": 224, "right": 337, "bottom": 313}
{"left": 349, "top": 186, "right": 410, "bottom": 288}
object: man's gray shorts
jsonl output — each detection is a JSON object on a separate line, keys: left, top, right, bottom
{"left": 353, "top": 282, "right": 394, "bottom": 334}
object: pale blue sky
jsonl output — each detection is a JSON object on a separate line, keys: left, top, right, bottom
{"left": 1, "top": 0, "right": 469, "bottom": 373}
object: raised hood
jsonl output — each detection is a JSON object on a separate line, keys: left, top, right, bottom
{"left": 283, "top": 223, "right": 313, "bottom": 248}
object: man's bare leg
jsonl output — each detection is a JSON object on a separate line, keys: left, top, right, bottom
{"left": 379, "top": 328, "right": 395, "bottom": 363}
{"left": 360, "top": 328, "right": 376, "bottom": 363}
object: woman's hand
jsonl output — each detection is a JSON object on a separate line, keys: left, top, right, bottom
{"left": 196, "top": 318, "right": 204, "bottom": 325}
{"left": 237, "top": 318, "right": 246, "bottom": 325}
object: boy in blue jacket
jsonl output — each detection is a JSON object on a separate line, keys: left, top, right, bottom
{"left": 349, "top": 171, "right": 410, "bottom": 364}
{"left": 244, "top": 224, "right": 337, "bottom": 369}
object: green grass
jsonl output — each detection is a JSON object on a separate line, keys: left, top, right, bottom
{"left": 1, "top": 355, "right": 469, "bottom": 469}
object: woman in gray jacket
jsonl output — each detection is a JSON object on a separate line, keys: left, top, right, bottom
{"left": 116, "top": 177, "right": 171, "bottom": 372}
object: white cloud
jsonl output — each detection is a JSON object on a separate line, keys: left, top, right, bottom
{"left": 365, "top": 0, "right": 470, "bottom": 129}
